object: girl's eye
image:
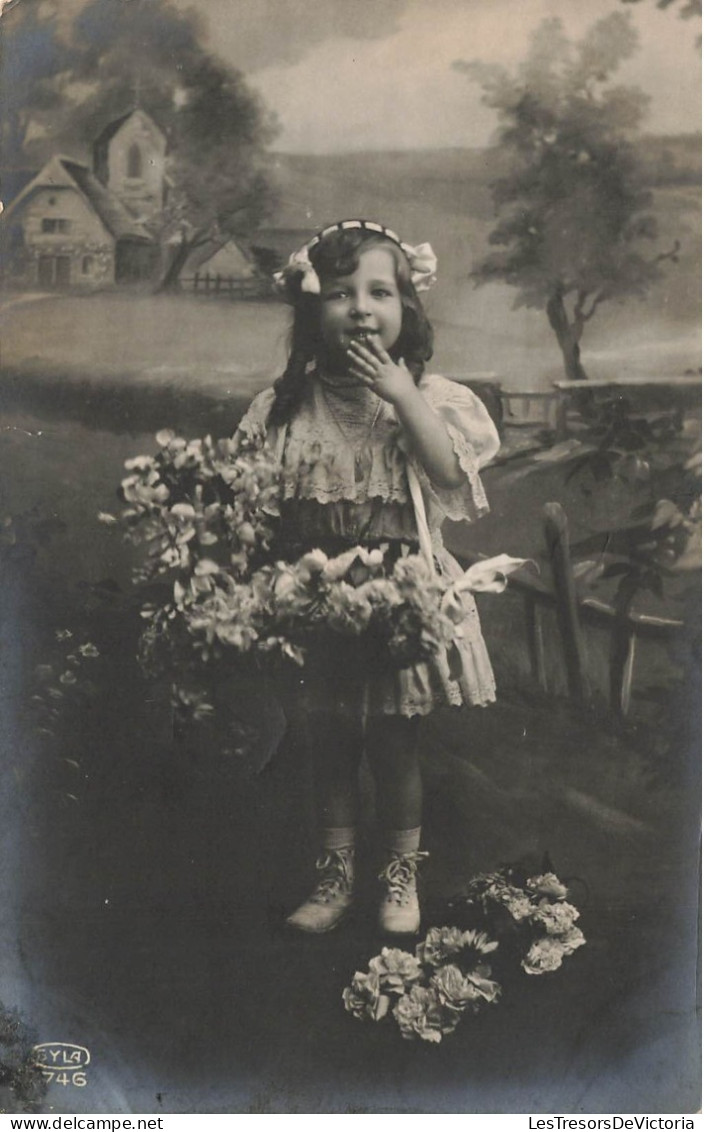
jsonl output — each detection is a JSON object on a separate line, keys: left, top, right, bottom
{"left": 324, "top": 289, "right": 348, "bottom": 300}
{"left": 372, "top": 288, "right": 392, "bottom": 298}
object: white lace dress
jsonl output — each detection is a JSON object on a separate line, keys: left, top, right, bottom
{"left": 236, "top": 371, "right": 501, "bottom": 718}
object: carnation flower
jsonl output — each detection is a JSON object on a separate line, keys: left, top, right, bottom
{"left": 392, "top": 985, "right": 450, "bottom": 1042}
{"left": 558, "top": 926, "right": 586, "bottom": 955}
{"left": 503, "top": 891, "right": 535, "bottom": 922}
{"left": 527, "top": 873, "right": 569, "bottom": 901}
{"left": 474, "top": 877, "right": 534, "bottom": 922}
{"left": 324, "top": 584, "right": 373, "bottom": 635}
{"left": 521, "top": 937, "right": 567, "bottom": 975}
{"left": 532, "top": 898, "right": 580, "bottom": 936}
{"left": 368, "top": 948, "right": 422, "bottom": 994}
{"left": 430, "top": 962, "right": 501, "bottom": 1014}
{"left": 342, "top": 971, "right": 390, "bottom": 1022}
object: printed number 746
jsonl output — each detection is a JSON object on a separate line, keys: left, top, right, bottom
{"left": 41, "top": 1070, "right": 87, "bottom": 1087}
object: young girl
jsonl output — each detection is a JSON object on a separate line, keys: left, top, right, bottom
{"left": 236, "top": 220, "right": 500, "bottom": 935}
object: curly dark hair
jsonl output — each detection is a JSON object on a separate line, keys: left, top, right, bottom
{"left": 268, "top": 228, "right": 434, "bottom": 427}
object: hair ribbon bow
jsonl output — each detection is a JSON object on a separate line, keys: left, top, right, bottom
{"left": 273, "top": 224, "right": 438, "bottom": 297}
{"left": 400, "top": 241, "right": 437, "bottom": 293}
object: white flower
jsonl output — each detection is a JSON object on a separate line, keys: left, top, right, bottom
{"left": 522, "top": 937, "right": 566, "bottom": 975}
{"left": 559, "top": 926, "right": 586, "bottom": 956}
{"left": 527, "top": 873, "right": 568, "bottom": 901}
{"left": 368, "top": 948, "right": 422, "bottom": 993}
{"left": 532, "top": 898, "right": 580, "bottom": 936}
{"left": 342, "top": 971, "right": 390, "bottom": 1022}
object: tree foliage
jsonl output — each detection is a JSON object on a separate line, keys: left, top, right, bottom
{"left": 1, "top": 0, "right": 279, "bottom": 287}
{"left": 0, "top": 3, "right": 79, "bottom": 168}
{"left": 621, "top": 0, "right": 701, "bottom": 19}
{"left": 455, "top": 14, "right": 679, "bottom": 381}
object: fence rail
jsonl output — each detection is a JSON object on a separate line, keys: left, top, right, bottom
{"left": 183, "top": 273, "right": 269, "bottom": 298}
{"left": 460, "top": 501, "right": 684, "bottom": 718}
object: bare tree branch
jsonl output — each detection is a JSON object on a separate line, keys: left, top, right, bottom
{"left": 649, "top": 240, "right": 681, "bottom": 266}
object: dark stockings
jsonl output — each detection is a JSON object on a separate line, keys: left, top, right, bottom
{"left": 309, "top": 712, "right": 422, "bottom": 832}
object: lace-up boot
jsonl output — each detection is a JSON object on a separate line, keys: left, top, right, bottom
{"left": 378, "top": 848, "right": 429, "bottom": 935}
{"left": 286, "top": 846, "right": 355, "bottom": 933}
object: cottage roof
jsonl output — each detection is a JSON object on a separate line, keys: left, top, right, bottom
{"left": 184, "top": 237, "right": 255, "bottom": 275}
{"left": 2, "top": 155, "right": 153, "bottom": 242}
{"left": 93, "top": 108, "right": 164, "bottom": 150}
{"left": 93, "top": 110, "right": 136, "bottom": 149}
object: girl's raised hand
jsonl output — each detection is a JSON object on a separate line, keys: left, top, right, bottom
{"left": 346, "top": 337, "right": 417, "bottom": 405}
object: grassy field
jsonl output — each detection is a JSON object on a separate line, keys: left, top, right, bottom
{"left": 2, "top": 183, "right": 700, "bottom": 395}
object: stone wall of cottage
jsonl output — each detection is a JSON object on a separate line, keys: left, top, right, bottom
{"left": 6, "top": 187, "right": 114, "bottom": 288}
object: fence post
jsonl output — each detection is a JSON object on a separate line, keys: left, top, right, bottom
{"left": 554, "top": 388, "right": 568, "bottom": 440}
{"left": 610, "top": 624, "right": 637, "bottom": 717}
{"left": 543, "top": 502, "right": 588, "bottom": 703}
{"left": 524, "top": 594, "right": 548, "bottom": 692}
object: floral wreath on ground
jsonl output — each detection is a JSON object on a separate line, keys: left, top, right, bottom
{"left": 343, "top": 865, "right": 586, "bottom": 1043}
{"left": 109, "top": 428, "right": 529, "bottom": 725}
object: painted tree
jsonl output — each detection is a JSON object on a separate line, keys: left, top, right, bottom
{"left": 1, "top": 0, "right": 279, "bottom": 289}
{"left": 621, "top": 0, "right": 701, "bottom": 46}
{"left": 0, "top": 3, "right": 79, "bottom": 171}
{"left": 455, "top": 14, "right": 679, "bottom": 382}
{"left": 621, "top": 0, "right": 701, "bottom": 18}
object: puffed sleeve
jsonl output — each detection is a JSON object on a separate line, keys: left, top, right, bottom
{"left": 234, "top": 387, "right": 277, "bottom": 448}
{"left": 412, "top": 374, "right": 501, "bottom": 523}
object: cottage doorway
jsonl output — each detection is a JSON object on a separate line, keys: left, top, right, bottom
{"left": 38, "top": 255, "right": 71, "bottom": 288}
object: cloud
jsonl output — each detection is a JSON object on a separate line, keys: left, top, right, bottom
{"left": 171, "top": 0, "right": 409, "bottom": 71}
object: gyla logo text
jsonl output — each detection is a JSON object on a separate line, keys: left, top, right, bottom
{"left": 33, "top": 1042, "right": 91, "bottom": 1087}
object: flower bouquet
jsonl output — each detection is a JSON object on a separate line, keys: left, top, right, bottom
{"left": 115, "top": 429, "right": 528, "bottom": 724}
{"left": 343, "top": 865, "right": 585, "bottom": 1043}
{"left": 446, "top": 863, "right": 586, "bottom": 976}
{"left": 343, "top": 932, "right": 502, "bottom": 1044}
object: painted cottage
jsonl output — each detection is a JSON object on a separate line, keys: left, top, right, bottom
{"left": 1, "top": 110, "right": 165, "bottom": 290}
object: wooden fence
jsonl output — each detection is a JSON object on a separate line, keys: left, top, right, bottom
{"left": 183, "top": 273, "right": 269, "bottom": 298}
{"left": 501, "top": 390, "right": 564, "bottom": 433}
{"left": 462, "top": 501, "right": 685, "bottom": 718}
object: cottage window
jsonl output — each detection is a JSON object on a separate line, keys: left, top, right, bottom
{"left": 82, "top": 256, "right": 93, "bottom": 274}
{"left": 127, "top": 143, "right": 143, "bottom": 178}
{"left": 41, "top": 218, "right": 71, "bottom": 233}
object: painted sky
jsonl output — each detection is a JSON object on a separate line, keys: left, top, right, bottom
{"left": 31, "top": 0, "right": 702, "bottom": 151}
{"left": 171, "top": 0, "right": 701, "bottom": 152}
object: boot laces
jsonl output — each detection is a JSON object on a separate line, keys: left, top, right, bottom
{"left": 310, "top": 849, "right": 354, "bottom": 904}
{"left": 379, "top": 850, "right": 429, "bottom": 906}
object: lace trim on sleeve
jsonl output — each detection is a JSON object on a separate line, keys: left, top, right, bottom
{"left": 410, "top": 421, "right": 490, "bottom": 524}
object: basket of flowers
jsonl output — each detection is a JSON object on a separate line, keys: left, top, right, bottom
{"left": 113, "top": 429, "right": 528, "bottom": 727}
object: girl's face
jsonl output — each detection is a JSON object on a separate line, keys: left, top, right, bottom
{"left": 317, "top": 246, "right": 404, "bottom": 369}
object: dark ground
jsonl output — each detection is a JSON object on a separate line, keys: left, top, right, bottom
{"left": 1, "top": 579, "right": 700, "bottom": 1114}
{"left": 0, "top": 394, "right": 700, "bottom": 1115}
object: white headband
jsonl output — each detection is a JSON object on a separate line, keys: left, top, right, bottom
{"left": 273, "top": 219, "right": 438, "bottom": 297}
